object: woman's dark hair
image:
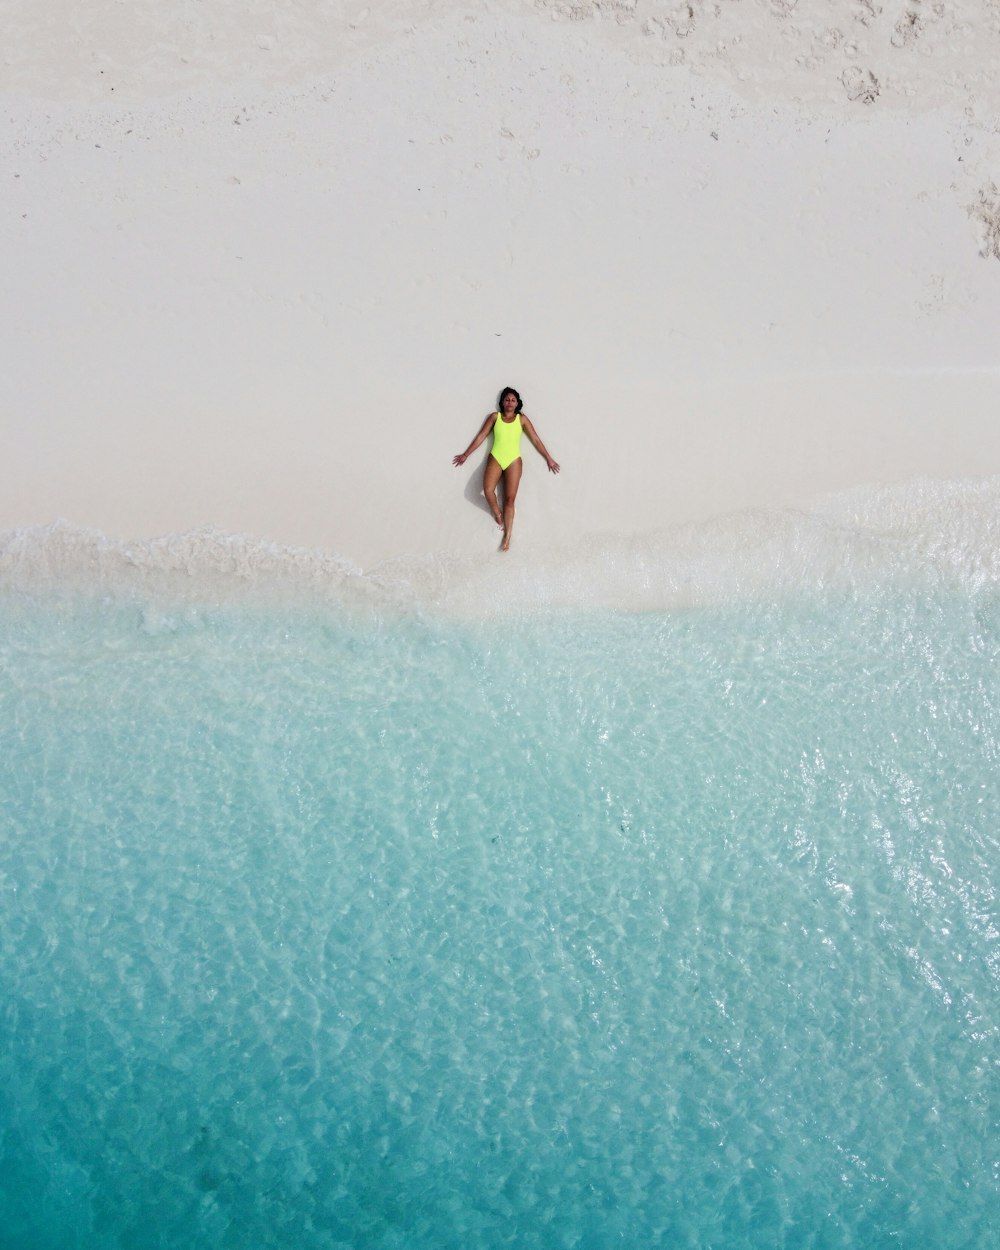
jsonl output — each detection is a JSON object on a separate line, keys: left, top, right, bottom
{"left": 498, "top": 387, "right": 523, "bottom": 413}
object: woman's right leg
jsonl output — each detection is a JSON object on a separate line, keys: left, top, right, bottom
{"left": 483, "top": 456, "right": 504, "bottom": 527}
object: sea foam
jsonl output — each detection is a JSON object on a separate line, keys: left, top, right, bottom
{"left": 2, "top": 475, "right": 1000, "bottom": 619}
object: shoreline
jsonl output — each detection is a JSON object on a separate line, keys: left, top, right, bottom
{"left": 3, "top": 472, "right": 999, "bottom": 619}
{"left": 4, "top": 366, "right": 1000, "bottom": 570}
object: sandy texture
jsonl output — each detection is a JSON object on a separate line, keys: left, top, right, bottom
{"left": 3, "top": 0, "right": 1000, "bottom": 567}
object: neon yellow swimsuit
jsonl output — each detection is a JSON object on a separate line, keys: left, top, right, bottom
{"left": 491, "top": 413, "right": 523, "bottom": 470}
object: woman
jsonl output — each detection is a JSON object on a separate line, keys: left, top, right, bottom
{"left": 452, "top": 387, "right": 560, "bottom": 551}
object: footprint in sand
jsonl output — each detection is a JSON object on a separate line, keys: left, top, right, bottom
{"left": 917, "top": 274, "right": 945, "bottom": 313}
{"left": 852, "top": 0, "right": 880, "bottom": 28}
{"left": 671, "top": 4, "right": 697, "bottom": 37}
{"left": 891, "top": 9, "right": 922, "bottom": 47}
{"left": 968, "top": 182, "right": 1000, "bottom": 260}
{"left": 842, "top": 65, "right": 880, "bottom": 103}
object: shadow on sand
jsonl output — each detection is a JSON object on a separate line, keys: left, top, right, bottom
{"left": 458, "top": 453, "right": 507, "bottom": 549}
{"left": 461, "top": 454, "right": 494, "bottom": 517}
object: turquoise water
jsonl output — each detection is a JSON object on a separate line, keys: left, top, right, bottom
{"left": 1, "top": 499, "right": 999, "bottom": 1248}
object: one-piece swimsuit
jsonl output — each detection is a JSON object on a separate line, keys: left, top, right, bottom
{"left": 491, "top": 413, "right": 523, "bottom": 471}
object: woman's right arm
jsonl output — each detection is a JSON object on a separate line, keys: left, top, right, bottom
{"left": 452, "top": 414, "right": 495, "bottom": 466}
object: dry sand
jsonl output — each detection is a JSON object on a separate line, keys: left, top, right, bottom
{"left": 4, "top": 0, "right": 1000, "bottom": 569}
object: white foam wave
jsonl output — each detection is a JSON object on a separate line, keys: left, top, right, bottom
{"left": 2, "top": 477, "right": 999, "bottom": 618}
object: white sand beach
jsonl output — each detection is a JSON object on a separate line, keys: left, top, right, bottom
{"left": 4, "top": 0, "right": 1000, "bottom": 569}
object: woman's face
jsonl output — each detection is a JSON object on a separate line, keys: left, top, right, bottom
{"left": 502, "top": 391, "right": 519, "bottom": 414}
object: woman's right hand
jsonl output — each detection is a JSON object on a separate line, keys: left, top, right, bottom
{"left": 452, "top": 453, "right": 467, "bottom": 466}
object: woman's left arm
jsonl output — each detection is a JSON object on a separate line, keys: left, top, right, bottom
{"left": 521, "top": 416, "right": 560, "bottom": 474}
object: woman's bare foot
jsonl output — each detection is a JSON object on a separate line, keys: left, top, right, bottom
{"left": 490, "top": 505, "right": 503, "bottom": 527}
{"left": 501, "top": 529, "right": 511, "bottom": 551}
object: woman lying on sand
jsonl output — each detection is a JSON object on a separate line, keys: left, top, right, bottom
{"left": 453, "top": 387, "right": 560, "bottom": 551}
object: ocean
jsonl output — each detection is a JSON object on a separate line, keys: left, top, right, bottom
{"left": 1, "top": 480, "right": 998, "bottom": 1248}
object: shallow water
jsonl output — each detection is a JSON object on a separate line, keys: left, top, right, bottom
{"left": 2, "top": 491, "right": 999, "bottom": 1248}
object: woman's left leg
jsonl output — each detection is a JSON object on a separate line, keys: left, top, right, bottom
{"left": 501, "top": 458, "right": 523, "bottom": 551}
